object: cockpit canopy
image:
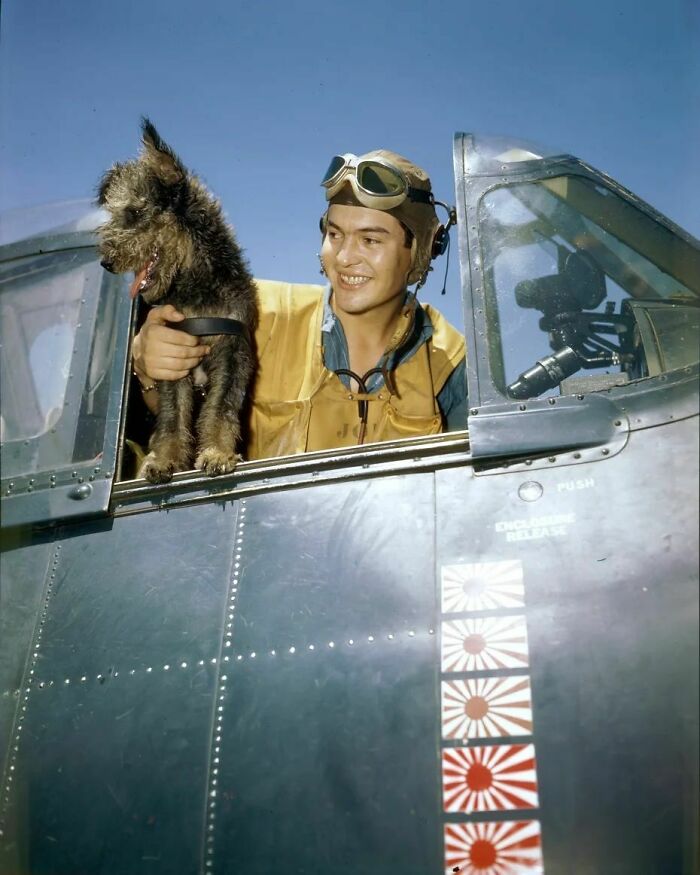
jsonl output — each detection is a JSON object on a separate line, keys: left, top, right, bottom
{"left": 460, "top": 133, "right": 569, "bottom": 176}
{"left": 0, "top": 199, "right": 107, "bottom": 247}
{"left": 455, "top": 133, "right": 699, "bottom": 402}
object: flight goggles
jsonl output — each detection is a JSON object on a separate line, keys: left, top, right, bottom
{"left": 321, "top": 153, "right": 434, "bottom": 210}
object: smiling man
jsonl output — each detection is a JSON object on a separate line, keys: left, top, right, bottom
{"left": 131, "top": 150, "right": 467, "bottom": 461}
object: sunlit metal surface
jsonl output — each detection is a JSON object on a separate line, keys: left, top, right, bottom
{"left": 2, "top": 418, "right": 698, "bottom": 872}
{"left": 1, "top": 134, "right": 698, "bottom": 873}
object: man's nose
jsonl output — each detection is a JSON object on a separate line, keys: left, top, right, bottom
{"left": 337, "top": 237, "right": 360, "bottom": 265}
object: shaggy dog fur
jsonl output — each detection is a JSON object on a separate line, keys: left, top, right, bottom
{"left": 97, "top": 118, "right": 258, "bottom": 484}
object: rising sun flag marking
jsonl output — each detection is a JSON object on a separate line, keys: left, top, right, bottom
{"left": 441, "top": 616, "right": 530, "bottom": 673}
{"left": 441, "top": 561, "right": 525, "bottom": 614}
{"left": 444, "top": 820, "right": 543, "bottom": 875}
{"left": 442, "top": 744, "right": 539, "bottom": 814}
{"left": 442, "top": 676, "right": 533, "bottom": 740}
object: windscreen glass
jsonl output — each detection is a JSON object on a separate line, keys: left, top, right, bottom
{"left": 478, "top": 175, "right": 699, "bottom": 399}
{"left": 0, "top": 248, "right": 120, "bottom": 479}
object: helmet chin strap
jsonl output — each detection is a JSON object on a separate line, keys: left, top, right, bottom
{"left": 415, "top": 266, "right": 432, "bottom": 291}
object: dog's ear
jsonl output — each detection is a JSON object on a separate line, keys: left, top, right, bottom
{"left": 96, "top": 163, "right": 123, "bottom": 205}
{"left": 152, "top": 175, "right": 187, "bottom": 215}
{"left": 140, "top": 117, "right": 186, "bottom": 185}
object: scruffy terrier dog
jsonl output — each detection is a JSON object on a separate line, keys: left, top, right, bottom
{"left": 97, "top": 118, "right": 258, "bottom": 484}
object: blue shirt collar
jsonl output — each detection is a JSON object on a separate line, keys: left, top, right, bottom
{"left": 321, "top": 285, "right": 434, "bottom": 391}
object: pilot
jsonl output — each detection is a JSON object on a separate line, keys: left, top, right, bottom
{"left": 130, "top": 150, "right": 467, "bottom": 460}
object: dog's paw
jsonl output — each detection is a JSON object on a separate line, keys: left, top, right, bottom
{"left": 195, "top": 448, "right": 242, "bottom": 476}
{"left": 139, "top": 453, "right": 176, "bottom": 484}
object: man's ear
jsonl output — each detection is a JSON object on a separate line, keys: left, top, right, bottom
{"left": 140, "top": 117, "right": 186, "bottom": 185}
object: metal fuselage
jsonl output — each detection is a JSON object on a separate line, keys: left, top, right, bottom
{"left": 1, "top": 134, "right": 698, "bottom": 875}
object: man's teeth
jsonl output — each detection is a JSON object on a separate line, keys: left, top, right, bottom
{"left": 340, "top": 274, "right": 370, "bottom": 285}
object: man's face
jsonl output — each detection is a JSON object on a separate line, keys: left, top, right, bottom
{"left": 320, "top": 204, "right": 413, "bottom": 319}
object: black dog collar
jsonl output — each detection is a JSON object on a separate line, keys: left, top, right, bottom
{"left": 166, "top": 318, "right": 251, "bottom": 345}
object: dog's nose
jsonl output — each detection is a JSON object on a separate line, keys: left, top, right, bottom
{"left": 100, "top": 259, "right": 116, "bottom": 273}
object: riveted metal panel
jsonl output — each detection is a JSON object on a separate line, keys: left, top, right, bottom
{"left": 434, "top": 417, "right": 699, "bottom": 874}
{"left": 1, "top": 501, "right": 241, "bottom": 874}
{"left": 30, "top": 508, "right": 239, "bottom": 678}
{"left": 208, "top": 476, "right": 441, "bottom": 875}
{"left": 5, "top": 667, "right": 217, "bottom": 875}
{"left": 0, "top": 536, "right": 55, "bottom": 767}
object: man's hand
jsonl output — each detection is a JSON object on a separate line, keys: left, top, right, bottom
{"left": 132, "top": 305, "right": 211, "bottom": 383}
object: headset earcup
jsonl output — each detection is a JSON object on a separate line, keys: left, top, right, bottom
{"left": 431, "top": 225, "right": 448, "bottom": 259}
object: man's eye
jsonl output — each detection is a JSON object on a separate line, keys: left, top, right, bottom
{"left": 364, "top": 237, "right": 380, "bottom": 245}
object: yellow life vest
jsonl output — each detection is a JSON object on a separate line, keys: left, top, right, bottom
{"left": 246, "top": 279, "right": 465, "bottom": 461}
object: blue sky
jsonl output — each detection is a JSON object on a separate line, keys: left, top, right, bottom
{"left": 1, "top": 0, "right": 698, "bottom": 329}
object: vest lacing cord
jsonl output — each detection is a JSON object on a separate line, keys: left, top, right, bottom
{"left": 333, "top": 366, "right": 392, "bottom": 445}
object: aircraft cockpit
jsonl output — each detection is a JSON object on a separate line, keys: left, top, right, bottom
{"left": 474, "top": 154, "right": 699, "bottom": 398}
{"left": 1, "top": 136, "right": 698, "bottom": 529}
{"left": 1, "top": 203, "right": 131, "bottom": 528}
{"left": 1, "top": 137, "right": 698, "bottom": 875}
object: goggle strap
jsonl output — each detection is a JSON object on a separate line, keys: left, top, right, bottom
{"left": 406, "top": 187, "right": 433, "bottom": 206}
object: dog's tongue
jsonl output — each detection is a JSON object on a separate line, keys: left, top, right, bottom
{"left": 129, "top": 266, "right": 149, "bottom": 300}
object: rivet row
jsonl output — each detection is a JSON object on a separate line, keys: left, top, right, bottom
{"left": 226, "top": 628, "right": 430, "bottom": 663}
{"left": 0, "top": 543, "right": 62, "bottom": 831}
{"left": 203, "top": 498, "right": 247, "bottom": 870}
{"left": 14, "top": 623, "right": 427, "bottom": 690}
{"left": 29, "top": 656, "right": 224, "bottom": 689}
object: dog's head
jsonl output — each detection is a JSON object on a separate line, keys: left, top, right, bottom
{"left": 97, "top": 118, "right": 194, "bottom": 303}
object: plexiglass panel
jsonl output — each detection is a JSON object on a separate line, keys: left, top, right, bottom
{"left": 0, "top": 248, "right": 121, "bottom": 479}
{"left": 478, "top": 176, "right": 700, "bottom": 399}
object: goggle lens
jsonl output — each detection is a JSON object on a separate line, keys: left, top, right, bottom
{"left": 356, "top": 162, "right": 405, "bottom": 197}
{"left": 321, "top": 155, "right": 348, "bottom": 186}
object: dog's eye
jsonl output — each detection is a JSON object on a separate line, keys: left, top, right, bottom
{"left": 124, "top": 207, "right": 143, "bottom": 225}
